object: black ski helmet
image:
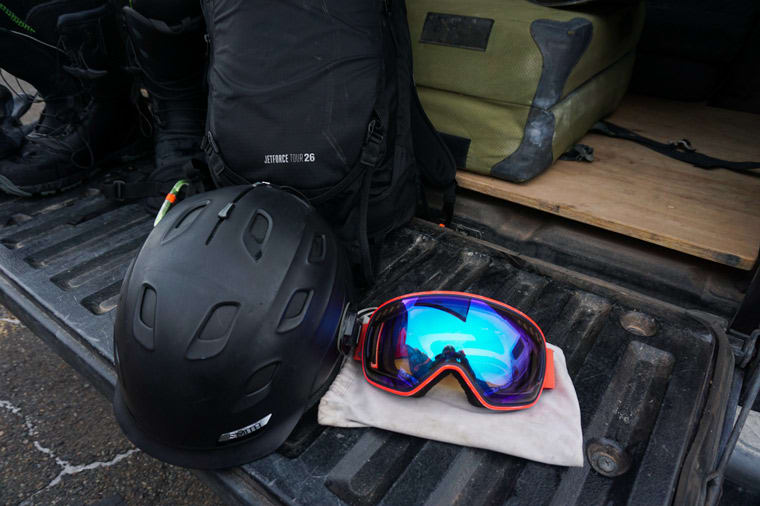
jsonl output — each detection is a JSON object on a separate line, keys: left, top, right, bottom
{"left": 113, "top": 183, "right": 353, "bottom": 469}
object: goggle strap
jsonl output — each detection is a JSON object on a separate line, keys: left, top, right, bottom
{"left": 543, "top": 347, "right": 556, "bottom": 390}
{"left": 339, "top": 306, "right": 376, "bottom": 357}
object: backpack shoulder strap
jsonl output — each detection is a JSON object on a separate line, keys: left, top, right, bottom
{"left": 410, "top": 89, "right": 457, "bottom": 189}
{"left": 391, "top": 0, "right": 457, "bottom": 225}
{"left": 410, "top": 88, "right": 457, "bottom": 224}
{"left": 201, "top": 131, "right": 253, "bottom": 185}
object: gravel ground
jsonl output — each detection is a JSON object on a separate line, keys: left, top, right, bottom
{"left": 0, "top": 72, "right": 223, "bottom": 505}
{"left": 0, "top": 304, "right": 224, "bottom": 505}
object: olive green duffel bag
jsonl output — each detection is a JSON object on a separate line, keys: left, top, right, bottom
{"left": 408, "top": 0, "right": 645, "bottom": 182}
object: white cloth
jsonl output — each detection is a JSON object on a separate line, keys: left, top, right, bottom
{"left": 318, "top": 344, "right": 583, "bottom": 467}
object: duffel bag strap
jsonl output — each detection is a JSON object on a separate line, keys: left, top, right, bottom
{"left": 592, "top": 121, "right": 760, "bottom": 177}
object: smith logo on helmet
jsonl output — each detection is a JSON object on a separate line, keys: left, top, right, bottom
{"left": 218, "top": 414, "right": 272, "bottom": 443}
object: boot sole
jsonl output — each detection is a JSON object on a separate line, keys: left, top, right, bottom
{"left": 0, "top": 169, "right": 99, "bottom": 197}
{"left": 0, "top": 137, "right": 152, "bottom": 198}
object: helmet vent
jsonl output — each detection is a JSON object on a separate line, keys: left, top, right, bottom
{"left": 244, "top": 211, "right": 272, "bottom": 262}
{"left": 140, "top": 287, "right": 157, "bottom": 328}
{"left": 278, "top": 289, "right": 314, "bottom": 333}
{"left": 244, "top": 362, "right": 279, "bottom": 395}
{"left": 309, "top": 235, "right": 326, "bottom": 263}
{"left": 251, "top": 213, "right": 269, "bottom": 242}
{"left": 133, "top": 284, "right": 157, "bottom": 350}
{"left": 185, "top": 302, "right": 240, "bottom": 360}
{"left": 161, "top": 201, "right": 208, "bottom": 244}
{"left": 231, "top": 362, "right": 280, "bottom": 413}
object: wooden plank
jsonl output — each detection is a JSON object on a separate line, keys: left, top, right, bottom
{"left": 456, "top": 95, "right": 760, "bottom": 269}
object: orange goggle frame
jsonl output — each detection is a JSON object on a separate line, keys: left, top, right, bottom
{"left": 352, "top": 291, "right": 555, "bottom": 411}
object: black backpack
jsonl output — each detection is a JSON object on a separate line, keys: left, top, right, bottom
{"left": 199, "top": 0, "right": 455, "bottom": 282}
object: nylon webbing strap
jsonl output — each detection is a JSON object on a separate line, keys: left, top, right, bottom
{"left": 441, "top": 182, "right": 456, "bottom": 227}
{"left": 101, "top": 180, "right": 164, "bottom": 201}
{"left": 592, "top": 121, "right": 760, "bottom": 177}
{"left": 319, "top": 116, "right": 385, "bottom": 203}
{"left": 355, "top": 120, "right": 386, "bottom": 284}
{"left": 201, "top": 131, "right": 252, "bottom": 186}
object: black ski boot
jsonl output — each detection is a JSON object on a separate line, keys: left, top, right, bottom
{"left": 106, "top": 4, "right": 207, "bottom": 212}
{"left": 0, "top": 85, "right": 33, "bottom": 159}
{"left": 0, "top": 2, "right": 140, "bottom": 197}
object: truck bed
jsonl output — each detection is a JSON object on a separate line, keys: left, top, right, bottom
{"left": 0, "top": 177, "right": 735, "bottom": 505}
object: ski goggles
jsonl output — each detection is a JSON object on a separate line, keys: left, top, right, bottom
{"left": 353, "top": 292, "right": 555, "bottom": 411}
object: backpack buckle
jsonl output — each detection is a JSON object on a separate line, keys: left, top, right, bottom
{"left": 360, "top": 120, "right": 384, "bottom": 167}
{"left": 202, "top": 131, "right": 220, "bottom": 154}
{"left": 365, "top": 119, "right": 383, "bottom": 145}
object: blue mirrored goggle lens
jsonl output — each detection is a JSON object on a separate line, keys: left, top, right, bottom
{"left": 363, "top": 294, "right": 545, "bottom": 406}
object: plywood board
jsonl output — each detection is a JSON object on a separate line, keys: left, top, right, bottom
{"left": 456, "top": 95, "right": 760, "bottom": 269}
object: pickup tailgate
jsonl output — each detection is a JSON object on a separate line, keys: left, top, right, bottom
{"left": 0, "top": 185, "right": 732, "bottom": 505}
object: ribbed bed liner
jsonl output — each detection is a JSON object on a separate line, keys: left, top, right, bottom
{"left": 0, "top": 184, "right": 720, "bottom": 505}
